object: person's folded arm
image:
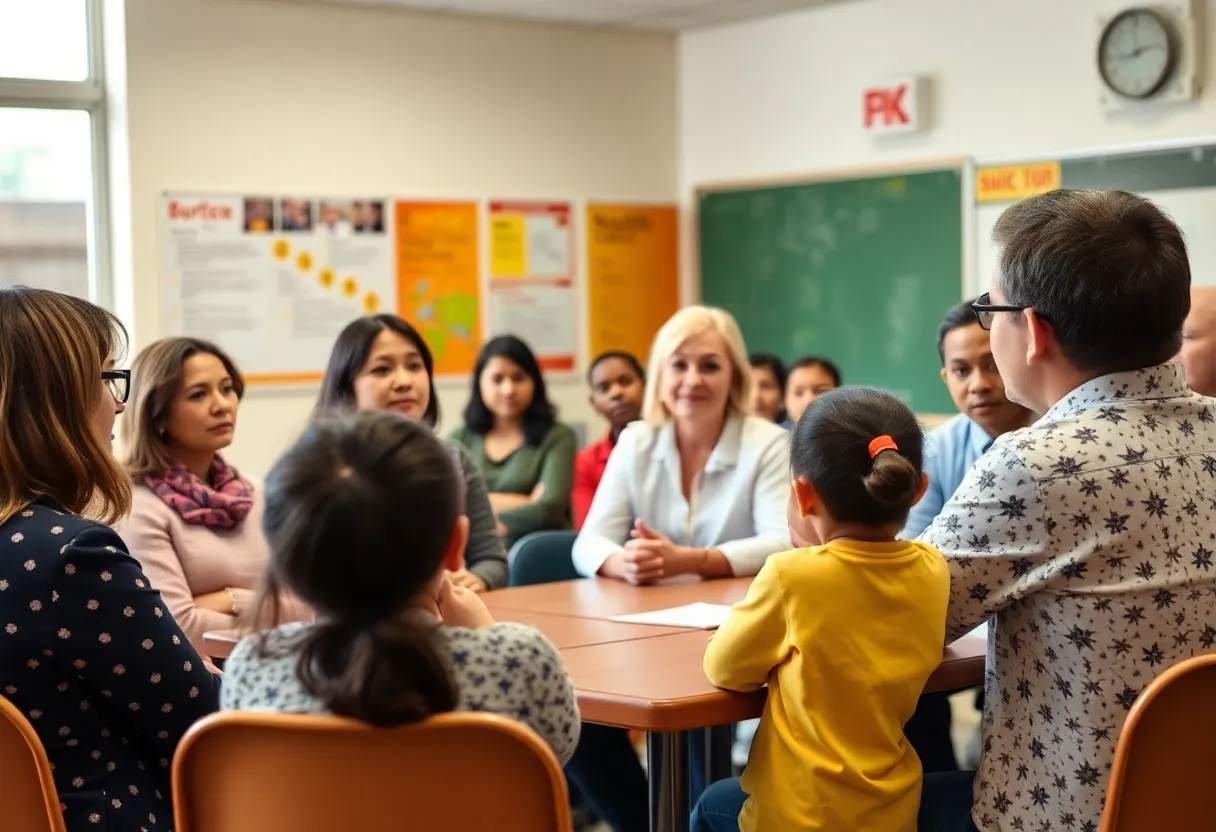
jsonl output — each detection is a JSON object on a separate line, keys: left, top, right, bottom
{"left": 714, "top": 432, "right": 792, "bottom": 577}
{"left": 572, "top": 426, "right": 640, "bottom": 577}
{"left": 121, "top": 500, "right": 234, "bottom": 650}
{"left": 704, "top": 560, "right": 789, "bottom": 691}
{"left": 497, "top": 425, "right": 577, "bottom": 537}
{"left": 921, "top": 443, "right": 1056, "bottom": 642}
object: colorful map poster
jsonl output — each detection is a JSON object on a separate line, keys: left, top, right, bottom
{"left": 394, "top": 201, "right": 481, "bottom": 376}
{"left": 587, "top": 203, "right": 679, "bottom": 363}
{"left": 487, "top": 200, "right": 577, "bottom": 371}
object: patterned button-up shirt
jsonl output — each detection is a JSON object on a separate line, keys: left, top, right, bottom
{"left": 923, "top": 363, "right": 1216, "bottom": 832}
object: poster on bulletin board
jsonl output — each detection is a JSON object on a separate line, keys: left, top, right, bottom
{"left": 159, "top": 193, "right": 483, "bottom": 384}
{"left": 586, "top": 203, "right": 679, "bottom": 363}
{"left": 395, "top": 200, "right": 482, "bottom": 377}
{"left": 487, "top": 200, "right": 577, "bottom": 371}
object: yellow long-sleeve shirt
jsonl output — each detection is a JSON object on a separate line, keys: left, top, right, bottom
{"left": 704, "top": 539, "right": 949, "bottom": 832}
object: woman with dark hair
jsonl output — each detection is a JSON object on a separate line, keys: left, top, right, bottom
{"left": 314, "top": 314, "right": 508, "bottom": 591}
{"left": 121, "top": 337, "right": 311, "bottom": 650}
{"left": 449, "top": 335, "right": 576, "bottom": 547}
{"left": 748, "top": 352, "right": 786, "bottom": 423}
{"left": 0, "top": 286, "right": 220, "bottom": 832}
{"left": 221, "top": 411, "right": 579, "bottom": 763}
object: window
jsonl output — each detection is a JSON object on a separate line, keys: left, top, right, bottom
{"left": 0, "top": 0, "right": 90, "bottom": 82}
{"left": 0, "top": 0, "right": 108, "bottom": 305}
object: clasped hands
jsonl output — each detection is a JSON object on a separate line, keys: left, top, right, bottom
{"left": 612, "top": 519, "right": 707, "bottom": 586}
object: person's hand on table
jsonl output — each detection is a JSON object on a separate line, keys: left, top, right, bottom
{"left": 599, "top": 520, "right": 726, "bottom": 584}
{"left": 436, "top": 573, "right": 496, "bottom": 629}
{"left": 448, "top": 569, "right": 488, "bottom": 593}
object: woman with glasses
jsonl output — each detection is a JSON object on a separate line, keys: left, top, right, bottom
{"left": 0, "top": 287, "right": 220, "bottom": 832}
{"left": 120, "top": 337, "right": 311, "bottom": 651}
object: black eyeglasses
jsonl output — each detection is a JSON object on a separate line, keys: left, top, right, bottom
{"left": 103, "top": 369, "right": 131, "bottom": 404}
{"left": 971, "top": 292, "right": 1032, "bottom": 331}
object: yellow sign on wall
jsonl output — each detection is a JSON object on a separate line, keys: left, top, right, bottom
{"left": 975, "top": 162, "right": 1061, "bottom": 203}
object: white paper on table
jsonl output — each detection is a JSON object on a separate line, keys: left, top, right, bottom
{"left": 609, "top": 602, "right": 734, "bottom": 630}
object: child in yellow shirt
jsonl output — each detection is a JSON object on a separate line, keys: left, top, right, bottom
{"left": 692, "top": 387, "right": 950, "bottom": 832}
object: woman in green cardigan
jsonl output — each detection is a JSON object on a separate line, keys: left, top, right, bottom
{"left": 449, "top": 335, "right": 576, "bottom": 548}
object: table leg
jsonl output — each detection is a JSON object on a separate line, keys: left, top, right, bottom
{"left": 702, "top": 724, "right": 734, "bottom": 787}
{"left": 647, "top": 730, "right": 689, "bottom": 832}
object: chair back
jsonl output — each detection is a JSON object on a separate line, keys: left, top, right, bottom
{"left": 173, "top": 710, "right": 572, "bottom": 832}
{"left": 1100, "top": 653, "right": 1216, "bottom": 831}
{"left": 508, "top": 530, "right": 580, "bottom": 586}
{"left": 0, "top": 695, "right": 67, "bottom": 832}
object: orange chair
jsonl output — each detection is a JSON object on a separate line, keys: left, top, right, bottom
{"left": 1100, "top": 653, "right": 1216, "bottom": 831}
{"left": 0, "top": 695, "right": 67, "bottom": 832}
{"left": 172, "top": 710, "right": 572, "bottom": 832}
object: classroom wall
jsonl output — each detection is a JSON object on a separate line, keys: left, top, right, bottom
{"left": 680, "top": 0, "right": 1216, "bottom": 186}
{"left": 678, "top": 0, "right": 1216, "bottom": 419}
{"left": 106, "top": 0, "right": 677, "bottom": 478}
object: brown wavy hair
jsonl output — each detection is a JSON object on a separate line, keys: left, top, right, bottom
{"left": 122, "top": 337, "right": 245, "bottom": 477}
{"left": 0, "top": 286, "right": 131, "bottom": 525}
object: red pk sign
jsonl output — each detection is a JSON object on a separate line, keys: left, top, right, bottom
{"left": 862, "top": 78, "right": 925, "bottom": 134}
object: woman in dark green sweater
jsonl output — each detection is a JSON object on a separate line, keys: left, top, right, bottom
{"left": 449, "top": 335, "right": 576, "bottom": 548}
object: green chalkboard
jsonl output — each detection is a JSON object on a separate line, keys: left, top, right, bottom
{"left": 699, "top": 169, "right": 964, "bottom": 413}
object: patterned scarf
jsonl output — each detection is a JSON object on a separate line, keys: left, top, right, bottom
{"left": 144, "top": 455, "right": 253, "bottom": 530}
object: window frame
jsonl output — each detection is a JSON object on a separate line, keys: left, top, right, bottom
{"left": 0, "top": 0, "right": 111, "bottom": 308}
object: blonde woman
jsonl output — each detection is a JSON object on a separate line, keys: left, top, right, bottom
{"left": 121, "top": 337, "right": 310, "bottom": 650}
{"left": 573, "top": 305, "right": 791, "bottom": 583}
{"left": 567, "top": 306, "right": 790, "bottom": 832}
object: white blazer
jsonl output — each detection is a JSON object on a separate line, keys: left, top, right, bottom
{"left": 572, "top": 415, "right": 791, "bottom": 578}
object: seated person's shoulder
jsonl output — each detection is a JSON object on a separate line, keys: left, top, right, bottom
{"left": 9, "top": 501, "right": 116, "bottom": 550}
{"left": 545, "top": 422, "right": 578, "bottom": 446}
{"left": 742, "top": 414, "right": 791, "bottom": 444}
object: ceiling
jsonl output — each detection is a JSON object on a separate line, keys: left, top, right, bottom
{"left": 317, "top": 0, "right": 844, "bottom": 31}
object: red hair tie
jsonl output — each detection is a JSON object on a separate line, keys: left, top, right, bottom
{"left": 868, "top": 435, "right": 899, "bottom": 459}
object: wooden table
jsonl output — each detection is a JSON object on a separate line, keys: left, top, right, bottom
{"left": 203, "top": 578, "right": 986, "bottom": 832}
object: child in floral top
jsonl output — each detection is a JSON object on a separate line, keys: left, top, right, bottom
{"left": 221, "top": 411, "right": 579, "bottom": 763}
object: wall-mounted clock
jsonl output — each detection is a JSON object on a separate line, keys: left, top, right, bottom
{"left": 1097, "top": 7, "right": 1178, "bottom": 99}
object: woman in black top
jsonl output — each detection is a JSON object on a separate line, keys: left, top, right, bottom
{"left": 0, "top": 287, "right": 220, "bottom": 831}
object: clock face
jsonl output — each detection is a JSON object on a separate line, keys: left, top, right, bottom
{"left": 1098, "top": 9, "right": 1176, "bottom": 99}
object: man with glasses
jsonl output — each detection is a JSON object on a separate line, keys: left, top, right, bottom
{"left": 918, "top": 189, "right": 1214, "bottom": 832}
{"left": 902, "top": 299, "right": 1035, "bottom": 540}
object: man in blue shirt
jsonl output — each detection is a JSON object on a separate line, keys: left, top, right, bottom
{"left": 901, "top": 299, "right": 1035, "bottom": 538}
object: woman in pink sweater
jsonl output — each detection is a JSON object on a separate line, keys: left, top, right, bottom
{"left": 120, "top": 337, "right": 311, "bottom": 649}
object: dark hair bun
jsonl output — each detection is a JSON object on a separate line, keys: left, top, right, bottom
{"left": 863, "top": 448, "right": 921, "bottom": 507}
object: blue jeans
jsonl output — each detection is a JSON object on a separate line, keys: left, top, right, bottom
{"left": 918, "top": 770, "right": 979, "bottom": 832}
{"left": 690, "top": 777, "right": 747, "bottom": 832}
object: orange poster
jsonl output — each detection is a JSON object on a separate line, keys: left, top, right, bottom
{"left": 394, "top": 201, "right": 482, "bottom": 376}
{"left": 587, "top": 204, "right": 680, "bottom": 363}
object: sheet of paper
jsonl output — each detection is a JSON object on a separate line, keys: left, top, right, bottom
{"left": 609, "top": 602, "right": 734, "bottom": 630}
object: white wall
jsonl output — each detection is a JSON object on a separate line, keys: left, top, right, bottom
{"left": 680, "top": 0, "right": 1216, "bottom": 187}
{"left": 107, "top": 0, "right": 677, "bottom": 477}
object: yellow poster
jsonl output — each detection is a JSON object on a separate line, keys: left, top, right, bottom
{"left": 976, "top": 162, "right": 1061, "bottom": 203}
{"left": 587, "top": 204, "right": 680, "bottom": 363}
